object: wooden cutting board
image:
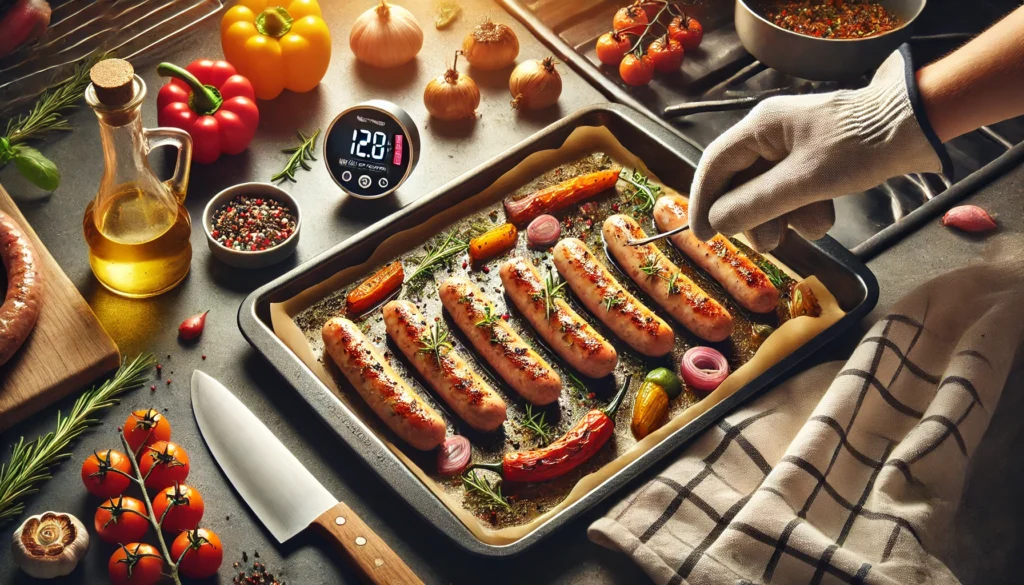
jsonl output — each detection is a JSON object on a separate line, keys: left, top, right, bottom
{"left": 0, "top": 183, "right": 120, "bottom": 430}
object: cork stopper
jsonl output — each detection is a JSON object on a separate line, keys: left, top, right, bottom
{"left": 89, "top": 59, "right": 135, "bottom": 107}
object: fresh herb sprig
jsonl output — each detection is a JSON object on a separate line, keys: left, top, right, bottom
{"left": 602, "top": 290, "right": 624, "bottom": 312}
{"left": 0, "top": 354, "right": 155, "bottom": 523}
{"left": 0, "top": 53, "right": 107, "bottom": 190}
{"left": 417, "top": 322, "right": 453, "bottom": 366}
{"left": 461, "top": 470, "right": 510, "bottom": 510}
{"left": 475, "top": 305, "right": 501, "bottom": 328}
{"left": 522, "top": 404, "right": 552, "bottom": 443}
{"left": 756, "top": 258, "right": 789, "bottom": 290}
{"left": 404, "top": 230, "right": 470, "bottom": 292}
{"left": 533, "top": 270, "right": 566, "bottom": 320}
{"left": 271, "top": 128, "right": 321, "bottom": 183}
{"left": 567, "top": 371, "right": 589, "bottom": 399}
{"left": 619, "top": 168, "right": 661, "bottom": 215}
{"left": 639, "top": 252, "right": 664, "bottom": 280}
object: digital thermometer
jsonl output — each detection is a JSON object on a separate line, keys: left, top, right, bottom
{"left": 324, "top": 100, "right": 420, "bottom": 199}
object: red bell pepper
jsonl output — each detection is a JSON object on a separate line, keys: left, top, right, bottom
{"left": 156, "top": 60, "right": 259, "bottom": 164}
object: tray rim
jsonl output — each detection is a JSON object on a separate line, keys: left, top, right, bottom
{"left": 238, "top": 103, "right": 880, "bottom": 557}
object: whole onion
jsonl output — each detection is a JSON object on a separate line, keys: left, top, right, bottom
{"left": 424, "top": 51, "right": 480, "bottom": 121}
{"left": 526, "top": 214, "right": 561, "bottom": 249}
{"left": 437, "top": 435, "right": 471, "bottom": 476}
{"left": 349, "top": 1, "right": 423, "bottom": 68}
{"left": 509, "top": 57, "right": 562, "bottom": 110}
{"left": 462, "top": 18, "right": 519, "bottom": 70}
{"left": 680, "top": 346, "right": 729, "bottom": 392}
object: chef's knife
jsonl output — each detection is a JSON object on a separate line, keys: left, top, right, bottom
{"left": 190, "top": 370, "right": 424, "bottom": 585}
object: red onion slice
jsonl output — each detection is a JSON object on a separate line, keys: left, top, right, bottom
{"left": 680, "top": 346, "right": 729, "bottom": 392}
{"left": 437, "top": 435, "right": 472, "bottom": 476}
{"left": 526, "top": 214, "right": 561, "bottom": 249}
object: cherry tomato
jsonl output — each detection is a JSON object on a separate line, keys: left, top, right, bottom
{"left": 153, "top": 483, "right": 205, "bottom": 533}
{"left": 95, "top": 496, "right": 150, "bottom": 544}
{"left": 108, "top": 543, "right": 164, "bottom": 585}
{"left": 648, "top": 36, "right": 685, "bottom": 73}
{"left": 669, "top": 15, "right": 703, "bottom": 50}
{"left": 138, "top": 441, "right": 189, "bottom": 490}
{"left": 171, "top": 528, "right": 224, "bottom": 579}
{"left": 596, "top": 31, "right": 632, "bottom": 66}
{"left": 613, "top": 5, "right": 648, "bottom": 36}
{"left": 123, "top": 409, "right": 172, "bottom": 455}
{"left": 619, "top": 53, "right": 655, "bottom": 86}
{"left": 81, "top": 449, "right": 132, "bottom": 499}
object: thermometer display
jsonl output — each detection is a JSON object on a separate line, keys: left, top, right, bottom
{"left": 324, "top": 100, "right": 419, "bottom": 199}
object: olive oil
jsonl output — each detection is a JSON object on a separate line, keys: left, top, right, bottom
{"left": 83, "top": 187, "right": 192, "bottom": 298}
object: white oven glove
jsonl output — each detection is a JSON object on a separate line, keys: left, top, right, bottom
{"left": 689, "top": 46, "right": 953, "bottom": 252}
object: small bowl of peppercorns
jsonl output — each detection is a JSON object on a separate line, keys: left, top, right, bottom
{"left": 203, "top": 182, "right": 301, "bottom": 269}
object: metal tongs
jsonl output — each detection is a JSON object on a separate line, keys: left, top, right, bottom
{"left": 627, "top": 223, "right": 689, "bottom": 246}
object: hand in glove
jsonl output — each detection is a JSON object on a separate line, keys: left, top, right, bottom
{"left": 689, "top": 46, "right": 952, "bottom": 251}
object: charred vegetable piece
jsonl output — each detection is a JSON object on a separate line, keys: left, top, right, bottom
{"left": 346, "top": 261, "right": 404, "bottom": 316}
{"left": 789, "top": 280, "right": 822, "bottom": 319}
{"left": 469, "top": 375, "right": 631, "bottom": 483}
{"left": 631, "top": 380, "right": 669, "bottom": 439}
{"left": 468, "top": 223, "right": 518, "bottom": 265}
{"left": 503, "top": 168, "right": 621, "bottom": 226}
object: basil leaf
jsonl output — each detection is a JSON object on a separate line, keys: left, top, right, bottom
{"left": 13, "top": 146, "right": 61, "bottom": 191}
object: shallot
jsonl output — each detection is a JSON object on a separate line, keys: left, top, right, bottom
{"left": 437, "top": 435, "right": 471, "bottom": 475}
{"left": 462, "top": 18, "right": 519, "bottom": 70}
{"left": 509, "top": 57, "right": 562, "bottom": 110}
{"left": 680, "top": 346, "right": 729, "bottom": 392}
{"left": 941, "top": 205, "right": 997, "bottom": 233}
{"left": 178, "top": 311, "right": 209, "bottom": 341}
{"left": 526, "top": 214, "right": 561, "bottom": 249}
{"left": 423, "top": 51, "right": 480, "bottom": 121}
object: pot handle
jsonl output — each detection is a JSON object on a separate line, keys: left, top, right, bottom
{"left": 143, "top": 127, "right": 192, "bottom": 203}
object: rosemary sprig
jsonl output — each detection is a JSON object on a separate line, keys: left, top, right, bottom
{"left": 271, "top": 128, "right": 321, "bottom": 183}
{"left": 461, "top": 470, "right": 510, "bottom": 510}
{"left": 417, "top": 322, "right": 453, "bottom": 366}
{"left": 756, "top": 258, "right": 789, "bottom": 290}
{"left": 619, "top": 168, "right": 661, "bottom": 215}
{"left": 475, "top": 305, "right": 501, "bottom": 329}
{"left": 0, "top": 354, "right": 155, "bottom": 523}
{"left": 3, "top": 53, "right": 105, "bottom": 147}
{"left": 405, "top": 230, "right": 470, "bottom": 289}
{"left": 602, "top": 290, "right": 624, "bottom": 312}
{"left": 567, "top": 371, "right": 588, "bottom": 398}
{"left": 522, "top": 404, "right": 552, "bottom": 443}
{"left": 666, "top": 271, "right": 682, "bottom": 295}
{"left": 639, "top": 252, "right": 664, "bottom": 280}
{"left": 532, "top": 270, "right": 566, "bottom": 320}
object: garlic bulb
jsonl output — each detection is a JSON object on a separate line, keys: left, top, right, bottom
{"left": 350, "top": 1, "right": 423, "bottom": 68}
{"left": 424, "top": 51, "right": 480, "bottom": 121}
{"left": 11, "top": 512, "right": 89, "bottom": 579}
{"left": 462, "top": 18, "right": 519, "bottom": 71}
{"left": 509, "top": 57, "right": 562, "bottom": 110}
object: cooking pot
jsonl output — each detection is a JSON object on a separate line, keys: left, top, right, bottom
{"left": 735, "top": 0, "right": 926, "bottom": 80}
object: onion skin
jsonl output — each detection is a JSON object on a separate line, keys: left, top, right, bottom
{"left": 680, "top": 346, "right": 729, "bottom": 392}
{"left": 0, "top": 0, "right": 51, "bottom": 58}
{"left": 941, "top": 205, "right": 997, "bottom": 233}
{"left": 437, "top": 435, "right": 471, "bottom": 476}
{"left": 462, "top": 18, "right": 519, "bottom": 71}
{"left": 510, "top": 57, "right": 562, "bottom": 110}
{"left": 424, "top": 53, "right": 480, "bottom": 121}
{"left": 526, "top": 214, "right": 561, "bottom": 249}
{"left": 350, "top": 1, "right": 423, "bottom": 68}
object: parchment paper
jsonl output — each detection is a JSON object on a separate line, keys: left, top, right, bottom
{"left": 268, "top": 126, "right": 844, "bottom": 545}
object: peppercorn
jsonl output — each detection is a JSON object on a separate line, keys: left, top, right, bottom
{"left": 210, "top": 194, "right": 297, "bottom": 252}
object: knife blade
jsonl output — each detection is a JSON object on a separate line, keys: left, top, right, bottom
{"left": 191, "top": 370, "right": 424, "bottom": 585}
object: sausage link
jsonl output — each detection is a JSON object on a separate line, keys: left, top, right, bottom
{"left": 439, "top": 277, "right": 562, "bottom": 405}
{"left": 383, "top": 300, "right": 507, "bottom": 432}
{"left": 322, "top": 317, "right": 446, "bottom": 450}
{"left": 653, "top": 195, "right": 779, "bottom": 313}
{"left": 0, "top": 210, "right": 42, "bottom": 367}
{"left": 552, "top": 238, "right": 674, "bottom": 357}
{"left": 603, "top": 215, "right": 734, "bottom": 342}
{"left": 499, "top": 257, "right": 618, "bottom": 379}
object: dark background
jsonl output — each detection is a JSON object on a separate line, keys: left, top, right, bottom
{"left": 2, "top": 1, "right": 1024, "bottom": 584}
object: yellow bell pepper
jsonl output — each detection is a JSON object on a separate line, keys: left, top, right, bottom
{"left": 220, "top": 0, "right": 331, "bottom": 100}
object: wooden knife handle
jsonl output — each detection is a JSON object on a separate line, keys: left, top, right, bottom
{"left": 312, "top": 501, "right": 425, "bottom": 585}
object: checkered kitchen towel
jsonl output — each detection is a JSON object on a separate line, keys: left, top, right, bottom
{"left": 589, "top": 254, "right": 1024, "bottom": 585}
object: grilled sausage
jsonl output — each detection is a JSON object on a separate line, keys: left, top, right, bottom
{"left": 500, "top": 257, "right": 618, "bottom": 379}
{"left": 552, "top": 238, "right": 674, "bottom": 357}
{"left": 603, "top": 215, "right": 733, "bottom": 342}
{"left": 439, "top": 277, "right": 561, "bottom": 405}
{"left": 383, "top": 300, "right": 507, "bottom": 432}
{"left": 654, "top": 195, "right": 779, "bottom": 313}
{"left": 0, "top": 210, "right": 42, "bottom": 367}
{"left": 322, "top": 317, "right": 446, "bottom": 450}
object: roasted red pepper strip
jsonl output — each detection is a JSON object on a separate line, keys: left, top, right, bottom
{"left": 156, "top": 60, "right": 259, "bottom": 164}
{"left": 504, "top": 168, "right": 621, "bottom": 226}
{"left": 472, "top": 375, "right": 632, "bottom": 483}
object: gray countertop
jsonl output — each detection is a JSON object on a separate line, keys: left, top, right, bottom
{"left": 2, "top": 1, "right": 1022, "bottom": 583}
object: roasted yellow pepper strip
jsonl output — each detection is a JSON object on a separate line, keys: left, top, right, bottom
{"left": 221, "top": 0, "right": 331, "bottom": 100}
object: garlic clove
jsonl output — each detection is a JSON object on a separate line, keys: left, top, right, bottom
{"left": 11, "top": 511, "right": 89, "bottom": 579}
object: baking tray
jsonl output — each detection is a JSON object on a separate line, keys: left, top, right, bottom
{"left": 238, "top": 103, "right": 878, "bottom": 556}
